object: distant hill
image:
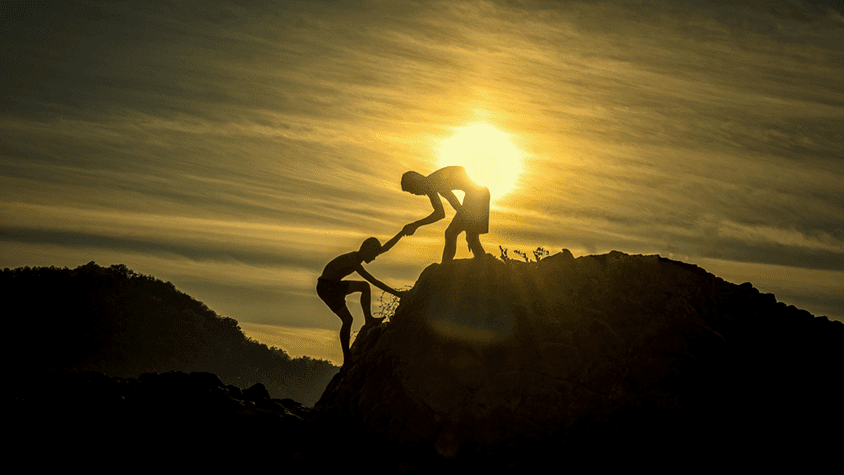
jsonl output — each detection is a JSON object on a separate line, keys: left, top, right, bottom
{"left": 2, "top": 262, "right": 337, "bottom": 405}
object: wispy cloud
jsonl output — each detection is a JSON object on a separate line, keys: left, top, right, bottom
{"left": 1, "top": 0, "right": 842, "bottom": 330}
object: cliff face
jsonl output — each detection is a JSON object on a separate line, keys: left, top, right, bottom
{"left": 316, "top": 251, "right": 842, "bottom": 466}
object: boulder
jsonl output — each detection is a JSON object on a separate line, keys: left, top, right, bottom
{"left": 315, "top": 251, "right": 843, "bottom": 467}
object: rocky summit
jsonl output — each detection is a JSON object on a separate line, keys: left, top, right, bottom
{"left": 316, "top": 250, "right": 842, "bottom": 469}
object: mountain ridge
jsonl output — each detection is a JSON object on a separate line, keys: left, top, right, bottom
{"left": 7, "top": 251, "right": 842, "bottom": 470}
{"left": 2, "top": 261, "right": 337, "bottom": 405}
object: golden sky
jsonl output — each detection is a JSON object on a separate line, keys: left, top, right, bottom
{"left": 2, "top": 0, "right": 843, "bottom": 363}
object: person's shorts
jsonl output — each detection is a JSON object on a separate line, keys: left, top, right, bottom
{"left": 317, "top": 278, "right": 350, "bottom": 312}
{"left": 453, "top": 186, "right": 490, "bottom": 234}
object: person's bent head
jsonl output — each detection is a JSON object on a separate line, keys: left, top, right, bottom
{"left": 401, "top": 171, "right": 428, "bottom": 196}
{"left": 359, "top": 237, "right": 382, "bottom": 263}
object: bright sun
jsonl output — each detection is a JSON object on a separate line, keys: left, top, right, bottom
{"left": 438, "top": 124, "right": 522, "bottom": 199}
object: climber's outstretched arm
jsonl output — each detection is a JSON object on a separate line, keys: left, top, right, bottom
{"left": 379, "top": 230, "right": 404, "bottom": 255}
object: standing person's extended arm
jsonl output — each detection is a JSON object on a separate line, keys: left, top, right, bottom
{"left": 403, "top": 192, "right": 445, "bottom": 236}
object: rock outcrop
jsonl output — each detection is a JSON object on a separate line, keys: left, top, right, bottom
{"left": 316, "top": 251, "right": 843, "bottom": 469}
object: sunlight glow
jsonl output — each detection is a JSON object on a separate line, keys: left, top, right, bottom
{"left": 438, "top": 124, "right": 522, "bottom": 199}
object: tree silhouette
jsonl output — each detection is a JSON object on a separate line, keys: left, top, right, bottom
{"left": 2, "top": 262, "right": 337, "bottom": 405}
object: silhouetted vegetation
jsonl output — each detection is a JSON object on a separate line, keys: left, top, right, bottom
{"left": 2, "top": 262, "right": 337, "bottom": 405}
{"left": 498, "top": 245, "right": 549, "bottom": 262}
{"left": 374, "top": 285, "right": 411, "bottom": 322}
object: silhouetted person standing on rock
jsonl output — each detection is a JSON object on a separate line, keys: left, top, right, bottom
{"left": 401, "top": 166, "right": 490, "bottom": 263}
{"left": 318, "top": 233, "right": 404, "bottom": 364}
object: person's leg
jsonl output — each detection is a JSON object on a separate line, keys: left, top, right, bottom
{"left": 334, "top": 306, "right": 354, "bottom": 363}
{"left": 347, "top": 280, "right": 384, "bottom": 326}
{"left": 443, "top": 219, "right": 461, "bottom": 262}
{"left": 466, "top": 232, "right": 485, "bottom": 258}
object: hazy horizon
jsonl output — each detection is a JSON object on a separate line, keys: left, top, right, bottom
{"left": 2, "top": 0, "right": 842, "bottom": 364}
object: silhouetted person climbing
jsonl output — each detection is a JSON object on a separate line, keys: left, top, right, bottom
{"left": 317, "top": 232, "right": 404, "bottom": 364}
{"left": 401, "top": 166, "right": 490, "bottom": 263}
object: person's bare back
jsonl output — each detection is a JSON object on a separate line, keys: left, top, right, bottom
{"left": 319, "top": 251, "right": 362, "bottom": 281}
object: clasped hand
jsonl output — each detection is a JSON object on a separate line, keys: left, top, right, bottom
{"left": 402, "top": 223, "right": 418, "bottom": 236}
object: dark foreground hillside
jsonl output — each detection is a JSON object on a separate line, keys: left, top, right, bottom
{"left": 2, "top": 262, "right": 337, "bottom": 405}
{"left": 316, "top": 251, "right": 843, "bottom": 470}
{"left": 8, "top": 252, "right": 843, "bottom": 471}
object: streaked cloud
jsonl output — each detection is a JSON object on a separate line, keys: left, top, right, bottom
{"left": 1, "top": 0, "right": 842, "bottom": 339}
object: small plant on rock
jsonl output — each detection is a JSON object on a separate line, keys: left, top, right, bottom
{"left": 500, "top": 246, "right": 550, "bottom": 263}
{"left": 375, "top": 285, "right": 412, "bottom": 322}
